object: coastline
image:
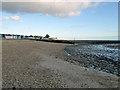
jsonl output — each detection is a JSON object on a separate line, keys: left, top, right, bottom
{"left": 64, "top": 43, "right": 119, "bottom": 76}
{"left": 2, "top": 39, "right": 118, "bottom": 88}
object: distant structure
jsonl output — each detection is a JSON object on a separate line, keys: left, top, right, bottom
{"left": 0, "top": 34, "right": 22, "bottom": 39}
{"left": 41, "top": 34, "right": 58, "bottom": 40}
{"left": 0, "top": 33, "right": 58, "bottom": 40}
{"left": 45, "top": 34, "right": 50, "bottom": 38}
{"left": 50, "top": 37, "right": 58, "bottom": 40}
{"left": 42, "top": 34, "right": 51, "bottom": 40}
{"left": 28, "top": 35, "right": 42, "bottom": 40}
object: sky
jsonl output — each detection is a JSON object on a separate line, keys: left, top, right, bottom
{"left": 1, "top": 1, "right": 118, "bottom": 40}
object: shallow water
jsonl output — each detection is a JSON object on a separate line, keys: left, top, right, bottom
{"left": 64, "top": 43, "right": 119, "bottom": 76}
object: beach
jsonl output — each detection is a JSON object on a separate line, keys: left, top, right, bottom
{"left": 2, "top": 39, "right": 118, "bottom": 88}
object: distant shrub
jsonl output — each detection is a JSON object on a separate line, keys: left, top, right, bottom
{"left": 45, "top": 34, "right": 50, "bottom": 38}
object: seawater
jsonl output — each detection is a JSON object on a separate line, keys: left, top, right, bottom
{"left": 65, "top": 43, "right": 120, "bottom": 76}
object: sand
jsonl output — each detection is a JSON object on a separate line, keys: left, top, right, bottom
{"left": 2, "top": 39, "right": 118, "bottom": 88}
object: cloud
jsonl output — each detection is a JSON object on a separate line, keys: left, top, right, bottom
{"left": 19, "top": 20, "right": 24, "bottom": 23}
{"left": 11, "top": 16, "right": 20, "bottom": 20}
{"left": 3, "top": 17, "right": 10, "bottom": 20}
{"left": 2, "top": 16, "right": 24, "bottom": 23}
{"left": 2, "top": 2, "right": 100, "bottom": 18}
{"left": 3, "top": 16, "right": 20, "bottom": 20}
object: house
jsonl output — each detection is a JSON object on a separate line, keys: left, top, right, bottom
{"left": 17, "top": 35, "right": 21, "bottom": 39}
{"left": 13, "top": 35, "right": 18, "bottom": 39}
{"left": 0, "top": 33, "right": 44, "bottom": 40}
{"left": 5, "top": 34, "right": 13, "bottom": 39}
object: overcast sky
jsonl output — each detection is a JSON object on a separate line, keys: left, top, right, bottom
{"left": 1, "top": 1, "right": 118, "bottom": 40}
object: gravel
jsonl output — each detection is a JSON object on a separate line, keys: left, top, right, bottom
{"left": 2, "top": 40, "right": 118, "bottom": 88}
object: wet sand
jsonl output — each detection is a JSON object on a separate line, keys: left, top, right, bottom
{"left": 2, "top": 40, "right": 118, "bottom": 88}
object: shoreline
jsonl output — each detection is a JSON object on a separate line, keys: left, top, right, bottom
{"left": 64, "top": 43, "right": 119, "bottom": 76}
{"left": 2, "top": 39, "right": 118, "bottom": 88}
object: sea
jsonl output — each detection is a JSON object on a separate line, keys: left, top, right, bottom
{"left": 64, "top": 40, "right": 120, "bottom": 76}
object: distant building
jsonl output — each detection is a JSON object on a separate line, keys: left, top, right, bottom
{"left": 50, "top": 37, "right": 58, "bottom": 40}
{"left": 0, "top": 34, "right": 3, "bottom": 38}
{"left": 17, "top": 35, "right": 21, "bottom": 39}
{"left": 0, "top": 33, "right": 44, "bottom": 40}
{"left": 4, "top": 34, "right": 13, "bottom": 39}
{"left": 6, "top": 35, "right": 13, "bottom": 39}
{"left": 28, "top": 35, "right": 35, "bottom": 39}
{"left": 24, "top": 35, "right": 29, "bottom": 39}
{"left": 0, "top": 34, "right": 23, "bottom": 39}
{"left": 42, "top": 37, "right": 51, "bottom": 40}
